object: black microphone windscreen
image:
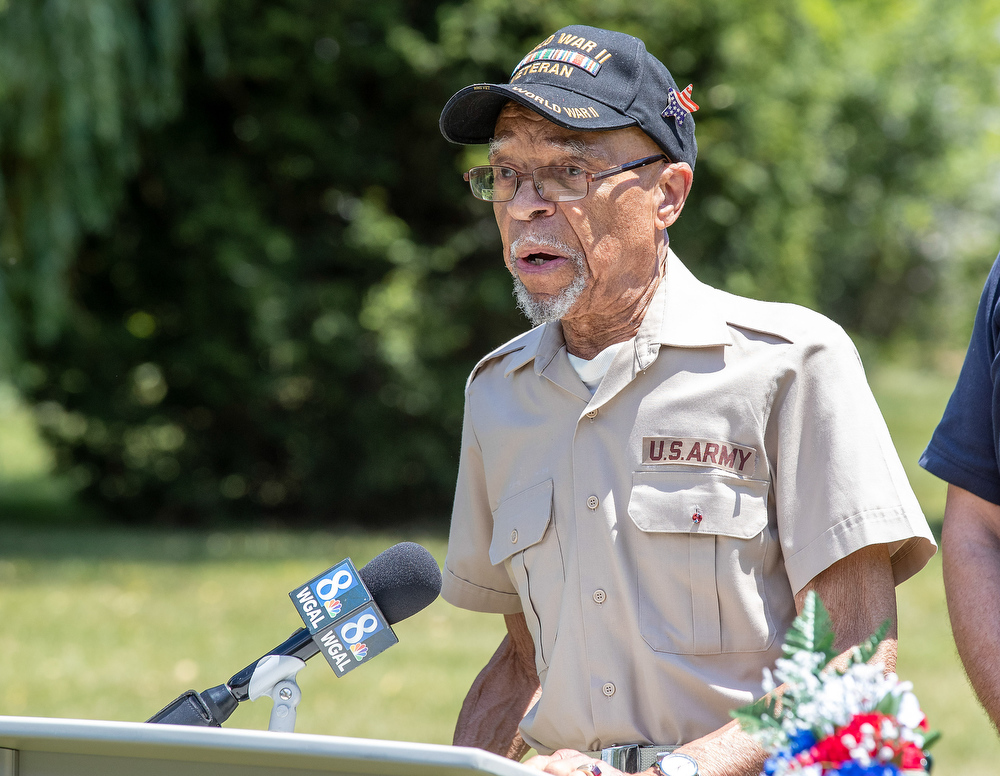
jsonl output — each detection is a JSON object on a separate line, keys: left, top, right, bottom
{"left": 359, "top": 542, "right": 442, "bottom": 625}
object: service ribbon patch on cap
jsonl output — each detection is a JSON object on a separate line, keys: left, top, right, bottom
{"left": 512, "top": 47, "right": 607, "bottom": 79}
{"left": 661, "top": 84, "right": 699, "bottom": 125}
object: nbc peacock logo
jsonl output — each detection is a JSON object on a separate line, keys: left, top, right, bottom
{"left": 324, "top": 598, "right": 342, "bottom": 617}
{"left": 350, "top": 642, "right": 368, "bottom": 661}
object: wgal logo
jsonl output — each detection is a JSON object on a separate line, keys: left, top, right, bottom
{"left": 336, "top": 606, "right": 383, "bottom": 662}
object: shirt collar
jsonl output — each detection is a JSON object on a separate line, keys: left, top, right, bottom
{"left": 502, "top": 249, "right": 732, "bottom": 379}
{"left": 657, "top": 249, "right": 733, "bottom": 349}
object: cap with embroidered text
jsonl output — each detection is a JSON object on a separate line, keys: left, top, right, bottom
{"left": 439, "top": 25, "right": 697, "bottom": 169}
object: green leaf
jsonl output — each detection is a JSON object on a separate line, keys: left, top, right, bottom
{"left": 874, "top": 692, "right": 900, "bottom": 716}
{"left": 851, "top": 618, "right": 891, "bottom": 666}
{"left": 783, "top": 590, "right": 838, "bottom": 666}
{"left": 730, "top": 695, "right": 782, "bottom": 735}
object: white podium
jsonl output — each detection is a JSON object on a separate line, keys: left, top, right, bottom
{"left": 0, "top": 716, "right": 535, "bottom": 776}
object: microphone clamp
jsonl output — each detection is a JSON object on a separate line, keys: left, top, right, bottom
{"left": 247, "top": 654, "right": 307, "bottom": 732}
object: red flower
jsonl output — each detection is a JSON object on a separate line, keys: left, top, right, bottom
{"left": 809, "top": 714, "right": 892, "bottom": 768}
{"left": 810, "top": 734, "right": 851, "bottom": 766}
{"left": 841, "top": 713, "right": 885, "bottom": 739}
{"left": 899, "top": 743, "right": 926, "bottom": 770}
{"left": 784, "top": 712, "right": 930, "bottom": 772}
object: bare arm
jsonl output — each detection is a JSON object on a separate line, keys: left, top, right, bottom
{"left": 454, "top": 612, "right": 542, "bottom": 759}
{"left": 525, "top": 543, "right": 897, "bottom": 776}
{"left": 942, "top": 483, "right": 1000, "bottom": 731}
{"left": 673, "top": 543, "right": 897, "bottom": 776}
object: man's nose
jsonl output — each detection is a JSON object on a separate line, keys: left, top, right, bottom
{"left": 504, "top": 176, "right": 557, "bottom": 221}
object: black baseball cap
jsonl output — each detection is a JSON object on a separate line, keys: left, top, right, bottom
{"left": 439, "top": 25, "right": 698, "bottom": 169}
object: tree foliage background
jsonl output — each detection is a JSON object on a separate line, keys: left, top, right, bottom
{"left": 1, "top": 0, "right": 999, "bottom": 524}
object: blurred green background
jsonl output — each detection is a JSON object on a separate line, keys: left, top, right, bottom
{"left": 3, "top": 0, "right": 1000, "bottom": 773}
{"left": 2, "top": 0, "right": 999, "bottom": 523}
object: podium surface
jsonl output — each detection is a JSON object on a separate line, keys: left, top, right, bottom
{"left": 0, "top": 716, "right": 535, "bottom": 776}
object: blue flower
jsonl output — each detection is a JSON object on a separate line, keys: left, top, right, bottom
{"left": 835, "top": 763, "right": 899, "bottom": 776}
{"left": 788, "top": 729, "right": 816, "bottom": 755}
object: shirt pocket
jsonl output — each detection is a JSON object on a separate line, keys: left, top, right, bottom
{"left": 628, "top": 470, "right": 775, "bottom": 655}
{"left": 490, "top": 479, "right": 561, "bottom": 671}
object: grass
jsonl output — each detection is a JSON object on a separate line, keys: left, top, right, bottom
{"left": 2, "top": 356, "right": 1000, "bottom": 772}
{"left": 0, "top": 529, "right": 507, "bottom": 743}
{"left": 868, "top": 354, "right": 1000, "bottom": 776}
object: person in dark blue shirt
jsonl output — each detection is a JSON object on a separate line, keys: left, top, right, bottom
{"left": 921, "top": 253, "right": 1000, "bottom": 732}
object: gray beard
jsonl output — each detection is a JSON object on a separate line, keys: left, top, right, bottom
{"left": 509, "top": 237, "right": 587, "bottom": 326}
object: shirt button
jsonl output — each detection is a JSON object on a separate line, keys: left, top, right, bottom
{"left": 587, "top": 495, "right": 599, "bottom": 510}
{"left": 593, "top": 589, "right": 607, "bottom": 604}
{"left": 586, "top": 409, "right": 598, "bottom": 419}
{"left": 510, "top": 529, "right": 518, "bottom": 544}
{"left": 602, "top": 682, "right": 616, "bottom": 697}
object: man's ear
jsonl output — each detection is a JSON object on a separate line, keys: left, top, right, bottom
{"left": 654, "top": 162, "right": 694, "bottom": 230}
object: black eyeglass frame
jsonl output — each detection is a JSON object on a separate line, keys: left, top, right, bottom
{"left": 464, "top": 153, "right": 670, "bottom": 203}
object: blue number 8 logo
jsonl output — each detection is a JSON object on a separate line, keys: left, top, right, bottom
{"left": 340, "top": 613, "right": 379, "bottom": 645}
{"left": 316, "top": 570, "right": 353, "bottom": 601}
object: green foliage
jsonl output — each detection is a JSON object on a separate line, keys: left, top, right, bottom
{"left": 0, "top": 1, "right": 220, "bottom": 365}
{"left": 783, "top": 589, "right": 838, "bottom": 665}
{"left": 732, "top": 590, "right": 843, "bottom": 737}
{"left": 2, "top": 0, "right": 1000, "bottom": 522}
{"left": 730, "top": 694, "right": 780, "bottom": 738}
{"left": 852, "top": 618, "right": 891, "bottom": 666}
{"left": 10, "top": 0, "right": 530, "bottom": 522}
{"left": 733, "top": 591, "right": 901, "bottom": 744}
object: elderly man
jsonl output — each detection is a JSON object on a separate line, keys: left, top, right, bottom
{"left": 438, "top": 25, "right": 936, "bottom": 776}
{"left": 920, "top": 254, "right": 1000, "bottom": 734}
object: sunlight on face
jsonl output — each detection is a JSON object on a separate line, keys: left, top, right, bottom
{"left": 490, "top": 103, "right": 671, "bottom": 329}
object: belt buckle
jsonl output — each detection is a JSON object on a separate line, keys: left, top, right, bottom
{"left": 600, "top": 745, "right": 639, "bottom": 773}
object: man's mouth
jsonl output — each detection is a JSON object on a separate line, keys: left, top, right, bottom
{"left": 508, "top": 235, "right": 581, "bottom": 277}
{"left": 515, "top": 250, "right": 569, "bottom": 273}
{"left": 524, "top": 252, "right": 561, "bottom": 266}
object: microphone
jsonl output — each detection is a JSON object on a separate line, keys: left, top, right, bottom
{"left": 147, "top": 542, "right": 442, "bottom": 727}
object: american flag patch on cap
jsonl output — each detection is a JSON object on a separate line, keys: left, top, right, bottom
{"left": 661, "top": 84, "right": 699, "bottom": 125}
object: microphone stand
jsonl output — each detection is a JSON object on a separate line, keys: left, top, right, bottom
{"left": 246, "top": 654, "right": 306, "bottom": 733}
{"left": 147, "top": 628, "right": 316, "bottom": 731}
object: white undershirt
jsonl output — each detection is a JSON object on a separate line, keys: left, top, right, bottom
{"left": 566, "top": 339, "right": 632, "bottom": 394}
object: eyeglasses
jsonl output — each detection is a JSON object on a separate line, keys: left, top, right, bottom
{"left": 464, "top": 154, "right": 669, "bottom": 203}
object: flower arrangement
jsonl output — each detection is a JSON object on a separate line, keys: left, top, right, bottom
{"left": 732, "top": 591, "right": 938, "bottom": 775}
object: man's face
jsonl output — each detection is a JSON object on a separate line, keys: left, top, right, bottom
{"left": 489, "top": 103, "right": 688, "bottom": 327}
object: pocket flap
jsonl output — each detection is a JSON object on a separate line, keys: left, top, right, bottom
{"left": 489, "top": 479, "right": 554, "bottom": 565}
{"left": 628, "top": 471, "right": 768, "bottom": 539}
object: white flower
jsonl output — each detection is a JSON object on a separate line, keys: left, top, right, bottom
{"left": 895, "top": 690, "right": 924, "bottom": 729}
{"left": 849, "top": 746, "right": 872, "bottom": 767}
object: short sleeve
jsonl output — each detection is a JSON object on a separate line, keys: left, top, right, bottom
{"left": 441, "top": 386, "right": 523, "bottom": 614}
{"left": 769, "top": 322, "right": 936, "bottom": 593}
{"left": 920, "top": 255, "right": 1000, "bottom": 505}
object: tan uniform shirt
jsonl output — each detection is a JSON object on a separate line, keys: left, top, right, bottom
{"left": 443, "top": 251, "right": 936, "bottom": 754}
